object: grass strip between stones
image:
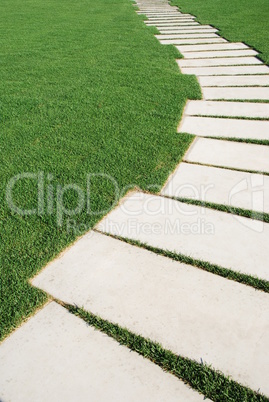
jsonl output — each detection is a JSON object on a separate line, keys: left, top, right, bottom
{"left": 162, "top": 195, "right": 269, "bottom": 224}
{"left": 96, "top": 231, "right": 269, "bottom": 293}
{"left": 65, "top": 302, "right": 269, "bottom": 402}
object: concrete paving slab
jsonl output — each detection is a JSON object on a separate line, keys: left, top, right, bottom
{"left": 137, "top": 12, "right": 185, "bottom": 15}
{"left": 147, "top": 18, "right": 195, "bottom": 23}
{"left": 159, "top": 38, "right": 227, "bottom": 45}
{"left": 146, "top": 22, "right": 199, "bottom": 26}
{"left": 179, "top": 115, "right": 269, "bottom": 140}
{"left": 180, "top": 65, "right": 269, "bottom": 76}
{"left": 159, "top": 29, "right": 218, "bottom": 35}
{"left": 96, "top": 191, "right": 269, "bottom": 278}
{"left": 176, "top": 43, "right": 249, "bottom": 53}
{"left": 185, "top": 100, "right": 269, "bottom": 118}
{"left": 33, "top": 232, "right": 269, "bottom": 397}
{"left": 203, "top": 86, "right": 269, "bottom": 100}
{"left": 198, "top": 75, "right": 269, "bottom": 86}
{"left": 0, "top": 302, "right": 204, "bottom": 402}
{"left": 182, "top": 49, "right": 258, "bottom": 58}
{"left": 177, "top": 56, "right": 261, "bottom": 67}
{"left": 156, "top": 33, "right": 218, "bottom": 39}
{"left": 158, "top": 27, "right": 218, "bottom": 33}
{"left": 161, "top": 162, "right": 269, "bottom": 213}
{"left": 184, "top": 137, "right": 269, "bottom": 173}
{"left": 147, "top": 16, "right": 195, "bottom": 20}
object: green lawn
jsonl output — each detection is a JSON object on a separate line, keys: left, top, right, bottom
{"left": 172, "top": 0, "right": 269, "bottom": 65}
{"left": 0, "top": 0, "right": 201, "bottom": 340}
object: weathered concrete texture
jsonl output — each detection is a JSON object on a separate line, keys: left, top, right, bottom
{"left": 198, "top": 74, "right": 269, "bottom": 87}
{"left": 147, "top": 16, "right": 194, "bottom": 20}
{"left": 176, "top": 42, "right": 249, "bottom": 53}
{"left": 96, "top": 191, "right": 269, "bottom": 279}
{"left": 159, "top": 38, "right": 227, "bottom": 45}
{"left": 177, "top": 56, "right": 261, "bottom": 67}
{"left": 32, "top": 232, "right": 269, "bottom": 396}
{"left": 161, "top": 162, "right": 269, "bottom": 213}
{"left": 147, "top": 18, "right": 195, "bottom": 23}
{"left": 0, "top": 302, "right": 205, "bottom": 402}
{"left": 156, "top": 33, "right": 219, "bottom": 39}
{"left": 185, "top": 100, "right": 269, "bottom": 118}
{"left": 180, "top": 64, "right": 269, "bottom": 75}
{"left": 146, "top": 22, "right": 199, "bottom": 26}
{"left": 184, "top": 137, "right": 269, "bottom": 173}
{"left": 182, "top": 49, "right": 258, "bottom": 58}
{"left": 158, "top": 28, "right": 217, "bottom": 35}
{"left": 179, "top": 115, "right": 269, "bottom": 140}
{"left": 202, "top": 86, "right": 269, "bottom": 100}
{"left": 158, "top": 28, "right": 218, "bottom": 34}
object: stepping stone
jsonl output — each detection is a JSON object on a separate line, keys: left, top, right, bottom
{"left": 161, "top": 162, "right": 269, "bottom": 213}
{"left": 184, "top": 137, "right": 269, "bottom": 173}
{"left": 32, "top": 231, "right": 269, "bottom": 397}
{"left": 185, "top": 100, "right": 269, "bottom": 119}
{"left": 182, "top": 49, "right": 258, "bottom": 59}
{"left": 95, "top": 191, "right": 269, "bottom": 278}
{"left": 0, "top": 302, "right": 204, "bottom": 402}
{"left": 146, "top": 22, "right": 199, "bottom": 27}
{"left": 180, "top": 64, "right": 269, "bottom": 76}
{"left": 203, "top": 86, "right": 269, "bottom": 100}
{"left": 148, "top": 18, "right": 194, "bottom": 24}
{"left": 156, "top": 33, "right": 218, "bottom": 39}
{"left": 199, "top": 75, "right": 269, "bottom": 87}
{"left": 179, "top": 115, "right": 269, "bottom": 140}
{"left": 137, "top": 12, "right": 184, "bottom": 15}
{"left": 147, "top": 15, "right": 194, "bottom": 20}
{"left": 177, "top": 56, "right": 261, "bottom": 67}
{"left": 158, "top": 27, "right": 218, "bottom": 33}
{"left": 159, "top": 30, "right": 218, "bottom": 35}
{"left": 176, "top": 42, "right": 249, "bottom": 53}
{"left": 159, "top": 38, "right": 227, "bottom": 45}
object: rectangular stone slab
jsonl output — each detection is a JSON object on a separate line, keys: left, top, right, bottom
{"left": 147, "top": 16, "right": 195, "bottom": 19}
{"left": 161, "top": 162, "right": 269, "bottom": 213}
{"left": 179, "top": 115, "right": 269, "bottom": 140}
{"left": 198, "top": 75, "right": 269, "bottom": 87}
{"left": 176, "top": 42, "right": 249, "bottom": 53}
{"left": 159, "top": 38, "right": 227, "bottom": 45}
{"left": 203, "top": 86, "right": 269, "bottom": 100}
{"left": 0, "top": 302, "right": 203, "bottom": 402}
{"left": 146, "top": 22, "right": 199, "bottom": 26}
{"left": 180, "top": 64, "right": 269, "bottom": 75}
{"left": 137, "top": 12, "right": 185, "bottom": 15}
{"left": 158, "top": 27, "right": 218, "bottom": 34}
{"left": 32, "top": 232, "right": 269, "bottom": 396}
{"left": 147, "top": 18, "right": 195, "bottom": 23}
{"left": 182, "top": 49, "right": 258, "bottom": 58}
{"left": 177, "top": 56, "right": 261, "bottom": 67}
{"left": 184, "top": 137, "right": 269, "bottom": 173}
{"left": 159, "top": 30, "right": 218, "bottom": 35}
{"left": 185, "top": 100, "right": 269, "bottom": 118}
{"left": 156, "top": 33, "right": 218, "bottom": 39}
{"left": 95, "top": 191, "right": 269, "bottom": 278}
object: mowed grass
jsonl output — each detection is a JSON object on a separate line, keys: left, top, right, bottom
{"left": 0, "top": 0, "right": 201, "bottom": 340}
{"left": 172, "top": 0, "right": 269, "bottom": 64}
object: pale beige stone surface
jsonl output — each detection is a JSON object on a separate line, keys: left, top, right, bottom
{"left": 185, "top": 100, "right": 269, "bottom": 118}
{"left": 203, "top": 86, "right": 269, "bottom": 100}
{"left": 0, "top": 302, "right": 205, "bottom": 402}
{"left": 33, "top": 233, "right": 269, "bottom": 396}
{"left": 184, "top": 137, "right": 269, "bottom": 173}
{"left": 179, "top": 115, "right": 269, "bottom": 140}
{"left": 161, "top": 162, "right": 269, "bottom": 213}
{"left": 96, "top": 191, "right": 269, "bottom": 279}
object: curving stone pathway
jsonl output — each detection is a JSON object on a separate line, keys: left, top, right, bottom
{"left": 1, "top": 0, "right": 269, "bottom": 400}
